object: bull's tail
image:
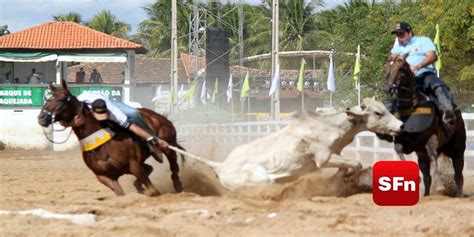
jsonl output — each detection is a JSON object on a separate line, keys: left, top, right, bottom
{"left": 167, "top": 145, "right": 221, "bottom": 170}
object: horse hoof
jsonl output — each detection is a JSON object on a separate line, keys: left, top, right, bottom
{"left": 145, "top": 190, "right": 161, "bottom": 197}
{"left": 174, "top": 183, "right": 184, "bottom": 193}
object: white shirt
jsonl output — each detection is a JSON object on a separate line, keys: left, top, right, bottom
{"left": 76, "top": 91, "right": 128, "bottom": 126}
{"left": 29, "top": 73, "right": 41, "bottom": 84}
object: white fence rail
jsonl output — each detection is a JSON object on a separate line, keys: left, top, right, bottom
{"left": 176, "top": 113, "right": 474, "bottom": 169}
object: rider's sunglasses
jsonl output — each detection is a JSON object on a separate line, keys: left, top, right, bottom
{"left": 395, "top": 31, "right": 407, "bottom": 38}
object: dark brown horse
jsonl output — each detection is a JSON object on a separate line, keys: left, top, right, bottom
{"left": 37, "top": 80, "right": 185, "bottom": 197}
{"left": 383, "top": 54, "right": 466, "bottom": 196}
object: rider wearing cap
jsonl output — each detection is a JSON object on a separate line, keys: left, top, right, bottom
{"left": 389, "top": 22, "right": 456, "bottom": 125}
{"left": 77, "top": 91, "right": 167, "bottom": 158}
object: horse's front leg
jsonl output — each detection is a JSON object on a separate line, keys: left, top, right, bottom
{"left": 96, "top": 175, "right": 125, "bottom": 196}
{"left": 394, "top": 143, "right": 406, "bottom": 161}
{"left": 416, "top": 152, "right": 431, "bottom": 196}
{"left": 129, "top": 160, "right": 160, "bottom": 197}
{"left": 425, "top": 135, "right": 439, "bottom": 191}
{"left": 133, "top": 163, "right": 153, "bottom": 194}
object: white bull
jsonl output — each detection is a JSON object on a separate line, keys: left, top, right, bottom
{"left": 184, "top": 98, "right": 403, "bottom": 191}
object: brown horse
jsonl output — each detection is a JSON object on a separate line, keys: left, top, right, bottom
{"left": 383, "top": 54, "right": 466, "bottom": 196}
{"left": 37, "top": 80, "right": 185, "bottom": 197}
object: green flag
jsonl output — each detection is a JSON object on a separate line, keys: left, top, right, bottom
{"left": 211, "top": 78, "right": 218, "bottom": 103}
{"left": 183, "top": 82, "right": 197, "bottom": 102}
{"left": 240, "top": 71, "right": 250, "bottom": 100}
{"left": 297, "top": 58, "right": 306, "bottom": 92}
{"left": 434, "top": 24, "right": 442, "bottom": 72}
{"left": 353, "top": 45, "right": 361, "bottom": 88}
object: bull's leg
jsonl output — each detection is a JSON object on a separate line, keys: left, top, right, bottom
{"left": 417, "top": 153, "right": 431, "bottom": 196}
{"left": 129, "top": 160, "right": 160, "bottom": 197}
{"left": 96, "top": 175, "right": 125, "bottom": 196}
{"left": 133, "top": 163, "right": 153, "bottom": 194}
{"left": 322, "top": 154, "right": 363, "bottom": 171}
{"left": 163, "top": 148, "right": 184, "bottom": 193}
{"left": 451, "top": 153, "right": 464, "bottom": 197}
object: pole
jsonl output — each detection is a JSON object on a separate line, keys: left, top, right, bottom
{"left": 238, "top": 0, "right": 244, "bottom": 120}
{"left": 301, "top": 90, "right": 304, "bottom": 111}
{"left": 171, "top": 0, "right": 178, "bottom": 115}
{"left": 330, "top": 93, "right": 333, "bottom": 107}
{"left": 357, "top": 45, "right": 361, "bottom": 106}
{"left": 271, "top": 0, "right": 280, "bottom": 121}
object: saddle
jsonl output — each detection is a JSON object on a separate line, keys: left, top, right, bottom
{"left": 395, "top": 100, "right": 436, "bottom": 133}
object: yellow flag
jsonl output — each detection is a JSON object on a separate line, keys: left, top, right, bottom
{"left": 434, "top": 24, "right": 442, "bottom": 72}
{"left": 212, "top": 78, "right": 218, "bottom": 103}
{"left": 353, "top": 45, "right": 361, "bottom": 88}
{"left": 297, "top": 58, "right": 306, "bottom": 92}
{"left": 240, "top": 71, "right": 250, "bottom": 100}
{"left": 183, "top": 82, "right": 196, "bottom": 102}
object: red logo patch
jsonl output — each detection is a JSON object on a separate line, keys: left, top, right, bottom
{"left": 373, "top": 161, "right": 419, "bottom": 206}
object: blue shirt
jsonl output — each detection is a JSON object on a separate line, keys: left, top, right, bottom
{"left": 391, "top": 36, "right": 437, "bottom": 77}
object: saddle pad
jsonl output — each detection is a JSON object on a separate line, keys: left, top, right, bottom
{"left": 79, "top": 128, "right": 115, "bottom": 152}
{"left": 396, "top": 102, "right": 435, "bottom": 133}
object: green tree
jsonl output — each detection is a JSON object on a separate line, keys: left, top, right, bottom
{"left": 0, "top": 25, "right": 10, "bottom": 36}
{"left": 138, "top": 0, "right": 192, "bottom": 57}
{"left": 87, "top": 10, "right": 130, "bottom": 39}
{"left": 53, "top": 12, "right": 83, "bottom": 23}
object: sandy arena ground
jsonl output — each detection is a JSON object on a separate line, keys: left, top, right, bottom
{"left": 0, "top": 148, "right": 473, "bottom": 237}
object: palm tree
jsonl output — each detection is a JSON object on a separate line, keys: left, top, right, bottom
{"left": 53, "top": 12, "right": 83, "bottom": 23}
{"left": 86, "top": 10, "right": 131, "bottom": 39}
{"left": 138, "top": 0, "right": 192, "bottom": 57}
{"left": 243, "top": 0, "right": 325, "bottom": 56}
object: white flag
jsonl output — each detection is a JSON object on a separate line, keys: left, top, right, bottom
{"left": 200, "top": 80, "right": 207, "bottom": 104}
{"left": 393, "top": 37, "right": 399, "bottom": 48}
{"left": 151, "top": 85, "right": 162, "bottom": 102}
{"left": 177, "top": 84, "right": 184, "bottom": 104}
{"left": 226, "top": 74, "right": 233, "bottom": 103}
{"left": 269, "top": 63, "right": 280, "bottom": 96}
{"left": 327, "top": 54, "right": 336, "bottom": 93}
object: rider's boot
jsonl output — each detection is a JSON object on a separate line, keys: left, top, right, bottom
{"left": 434, "top": 86, "right": 456, "bottom": 126}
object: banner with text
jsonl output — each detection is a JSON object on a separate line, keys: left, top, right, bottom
{"left": 0, "top": 86, "right": 123, "bottom": 107}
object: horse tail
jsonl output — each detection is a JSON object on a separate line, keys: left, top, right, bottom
{"left": 175, "top": 143, "right": 186, "bottom": 162}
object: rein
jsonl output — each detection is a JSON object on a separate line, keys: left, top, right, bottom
{"left": 42, "top": 126, "right": 74, "bottom": 144}
{"left": 393, "top": 63, "right": 419, "bottom": 108}
{"left": 41, "top": 96, "right": 85, "bottom": 144}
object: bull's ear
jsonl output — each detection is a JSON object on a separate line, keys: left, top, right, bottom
{"left": 49, "top": 82, "right": 57, "bottom": 93}
{"left": 402, "top": 52, "right": 409, "bottom": 60}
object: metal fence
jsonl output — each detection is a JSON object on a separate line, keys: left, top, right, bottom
{"left": 176, "top": 113, "right": 474, "bottom": 169}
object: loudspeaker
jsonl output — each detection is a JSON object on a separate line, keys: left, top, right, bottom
{"left": 206, "top": 27, "right": 229, "bottom": 85}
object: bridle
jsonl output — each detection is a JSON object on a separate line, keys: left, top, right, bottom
{"left": 385, "top": 58, "right": 418, "bottom": 107}
{"left": 41, "top": 94, "right": 78, "bottom": 144}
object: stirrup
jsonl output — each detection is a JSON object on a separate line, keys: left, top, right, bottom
{"left": 146, "top": 136, "right": 158, "bottom": 145}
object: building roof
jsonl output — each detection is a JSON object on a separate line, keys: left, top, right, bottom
{"left": 0, "top": 22, "right": 146, "bottom": 53}
{"left": 67, "top": 58, "right": 188, "bottom": 84}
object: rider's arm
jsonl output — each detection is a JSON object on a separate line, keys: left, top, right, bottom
{"left": 411, "top": 36, "right": 438, "bottom": 73}
{"left": 412, "top": 51, "right": 437, "bottom": 73}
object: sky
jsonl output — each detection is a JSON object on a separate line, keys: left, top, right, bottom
{"left": 0, "top": 0, "right": 345, "bottom": 35}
